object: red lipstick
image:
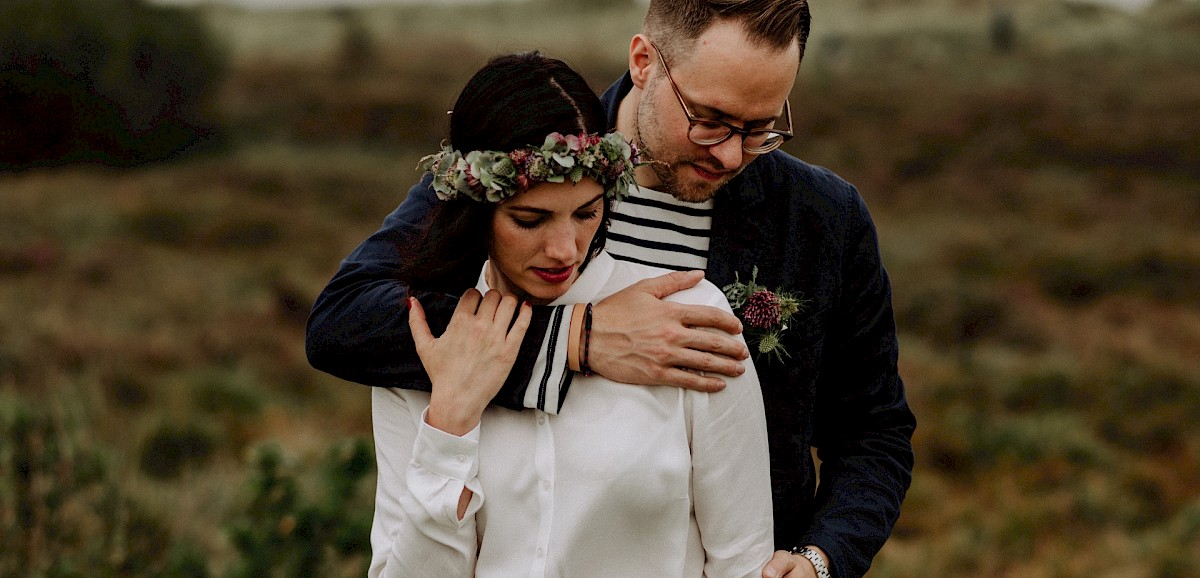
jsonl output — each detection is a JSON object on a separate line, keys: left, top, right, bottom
{"left": 533, "top": 266, "right": 574, "bottom": 284}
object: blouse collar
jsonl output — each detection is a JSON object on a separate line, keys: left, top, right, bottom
{"left": 476, "top": 251, "right": 616, "bottom": 306}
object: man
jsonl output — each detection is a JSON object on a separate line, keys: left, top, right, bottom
{"left": 306, "top": 1, "right": 916, "bottom": 576}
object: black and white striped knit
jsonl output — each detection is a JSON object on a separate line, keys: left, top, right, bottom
{"left": 606, "top": 185, "right": 713, "bottom": 272}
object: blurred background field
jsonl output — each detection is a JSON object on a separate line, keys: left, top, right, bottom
{"left": 2, "top": 0, "right": 1199, "bottom": 575}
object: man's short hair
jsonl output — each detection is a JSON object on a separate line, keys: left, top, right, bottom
{"left": 644, "top": 0, "right": 811, "bottom": 61}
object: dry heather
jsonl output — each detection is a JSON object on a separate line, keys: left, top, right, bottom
{"left": 2, "top": 0, "right": 1198, "bottom": 575}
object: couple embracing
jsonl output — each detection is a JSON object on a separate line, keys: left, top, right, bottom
{"left": 306, "top": 1, "right": 916, "bottom": 577}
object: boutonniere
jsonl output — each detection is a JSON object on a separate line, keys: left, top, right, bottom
{"left": 722, "top": 267, "right": 808, "bottom": 363}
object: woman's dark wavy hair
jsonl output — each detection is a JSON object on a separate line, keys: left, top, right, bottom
{"left": 396, "top": 52, "right": 612, "bottom": 294}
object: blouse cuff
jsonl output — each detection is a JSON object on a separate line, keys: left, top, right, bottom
{"left": 413, "top": 407, "right": 481, "bottom": 481}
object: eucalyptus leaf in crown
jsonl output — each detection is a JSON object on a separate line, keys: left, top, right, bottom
{"left": 723, "top": 266, "right": 809, "bottom": 363}
{"left": 418, "top": 132, "right": 639, "bottom": 203}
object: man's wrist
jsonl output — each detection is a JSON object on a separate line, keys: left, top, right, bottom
{"left": 791, "top": 546, "right": 831, "bottom": 578}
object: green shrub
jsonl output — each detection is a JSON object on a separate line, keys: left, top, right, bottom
{"left": 1, "top": 397, "right": 203, "bottom": 576}
{"left": 138, "top": 421, "right": 219, "bottom": 480}
{"left": 191, "top": 368, "right": 265, "bottom": 417}
{"left": 226, "top": 439, "right": 374, "bottom": 578}
{"left": 0, "top": 0, "right": 227, "bottom": 169}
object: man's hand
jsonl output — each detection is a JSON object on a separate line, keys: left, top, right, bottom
{"left": 589, "top": 270, "right": 748, "bottom": 392}
{"left": 762, "top": 546, "right": 829, "bottom": 578}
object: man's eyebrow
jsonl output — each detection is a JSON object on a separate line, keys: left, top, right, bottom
{"left": 688, "top": 98, "right": 781, "bottom": 127}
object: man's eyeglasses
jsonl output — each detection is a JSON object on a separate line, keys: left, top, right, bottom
{"left": 651, "top": 41, "right": 793, "bottom": 155}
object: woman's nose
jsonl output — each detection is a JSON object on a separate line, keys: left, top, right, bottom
{"left": 543, "top": 223, "right": 577, "bottom": 262}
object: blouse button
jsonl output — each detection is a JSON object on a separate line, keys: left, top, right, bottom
{"left": 536, "top": 548, "right": 545, "bottom": 558}
{"left": 538, "top": 416, "right": 546, "bottom": 425}
{"left": 455, "top": 455, "right": 466, "bottom": 463}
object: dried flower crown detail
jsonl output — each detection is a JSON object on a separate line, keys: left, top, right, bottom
{"left": 723, "top": 266, "right": 808, "bottom": 363}
{"left": 417, "top": 132, "right": 639, "bottom": 203}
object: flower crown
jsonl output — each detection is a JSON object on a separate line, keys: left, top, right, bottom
{"left": 417, "top": 132, "right": 639, "bottom": 203}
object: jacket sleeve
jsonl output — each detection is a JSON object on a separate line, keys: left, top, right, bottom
{"left": 304, "top": 175, "right": 552, "bottom": 410}
{"left": 801, "top": 190, "right": 917, "bottom": 578}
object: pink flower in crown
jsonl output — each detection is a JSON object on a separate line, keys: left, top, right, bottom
{"left": 742, "top": 289, "right": 782, "bottom": 328}
{"left": 515, "top": 173, "right": 531, "bottom": 191}
{"left": 509, "top": 149, "right": 531, "bottom": 166}
{"left": 564, "top": 133, "right": 583, "bottom": 152}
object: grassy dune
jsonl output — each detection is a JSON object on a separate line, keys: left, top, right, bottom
{"left": 2, "top": 0, "right": 1199, "bottom": 575}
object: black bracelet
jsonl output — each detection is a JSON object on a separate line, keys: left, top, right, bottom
{"left": 580, "top": 303, "right": 593, "bottom": 376}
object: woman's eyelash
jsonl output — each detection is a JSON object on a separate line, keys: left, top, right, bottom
{"left": 511, "top": 207, "right": 598, "bottom": 229}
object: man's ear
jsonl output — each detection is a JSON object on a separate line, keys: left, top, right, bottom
{"left": 628, "top": 34, "right": 654, "bottom": 90}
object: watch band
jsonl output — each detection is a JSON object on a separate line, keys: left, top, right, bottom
{"left": 791, "top": 546, "right": 831, "bottom": 578}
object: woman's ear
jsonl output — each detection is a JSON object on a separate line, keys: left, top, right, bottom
{"left": 628, "top": 34, "right": 655, "bottom": 89}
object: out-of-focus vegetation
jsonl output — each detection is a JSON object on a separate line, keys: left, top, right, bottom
{"left": 1, "top": 0, "right": 1198, "bottom": 575}
{"left": 0, "top": 0, "right": 226, "bottom": 169}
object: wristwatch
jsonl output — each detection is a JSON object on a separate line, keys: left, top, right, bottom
{"left": 791, "top": 546, "right": 831, "bottom": 578}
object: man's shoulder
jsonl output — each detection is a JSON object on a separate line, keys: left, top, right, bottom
{"left": 751, "top": 151, "right": 860, "bottom": 202}
{"left": 730, "top": 151, "right": 874, "bottom": 229}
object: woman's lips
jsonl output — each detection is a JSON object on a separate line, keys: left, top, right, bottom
{"left": 532, "top": 265, "right": 574, "bottom": 284}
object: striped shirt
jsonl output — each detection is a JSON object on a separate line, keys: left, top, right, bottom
{"left": 606, "top": 186, "right": 713, "bottom": 272}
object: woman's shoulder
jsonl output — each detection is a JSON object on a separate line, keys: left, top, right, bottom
{"left": 607, "top": 259, "right": 731, "bottom": 312}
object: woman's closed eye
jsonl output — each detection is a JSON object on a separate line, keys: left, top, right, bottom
{"left": 511, "top": 208, "right": 598, "bottom": 229}
{"left": 573, "top": 208, "right": 600, "bottom": 221}
{"left": 512, "top": 216, "right": 545, "bottom": 230}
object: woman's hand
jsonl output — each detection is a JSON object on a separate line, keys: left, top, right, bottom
{"left": 409, "top": 289, "right": 532, "bottom": 436}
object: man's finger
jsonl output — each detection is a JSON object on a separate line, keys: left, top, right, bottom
{"left": 679, "top": 303, "right": 744, "bottom": 336}
{"left": 659, "top": 367, "right": 727, "bottom": 393}
{"left": 671, "top": 347, "right": 746, "bottom": 379}
{"left": 407, "top": 297, "right": 435, "bottom": 355}
{"left": 678, "top": 325, "right": 750, "bottom": 362}
{"left": 762, "top": 550, "right": 798, "bottom": 578}
{"left": 627, "top": 269, "right": 705, "bottom": 299}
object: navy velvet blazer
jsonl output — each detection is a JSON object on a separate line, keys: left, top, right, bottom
{"left": 306, "top": 73, "right": 916, "bottom": 578}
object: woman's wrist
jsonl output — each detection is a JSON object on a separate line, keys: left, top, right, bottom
{"left": 426, "top": 393, "right": 485, "bottom": 436}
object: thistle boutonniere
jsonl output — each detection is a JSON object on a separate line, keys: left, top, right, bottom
{"left": 722, "top": 267, "right": 808, "bottom": 363}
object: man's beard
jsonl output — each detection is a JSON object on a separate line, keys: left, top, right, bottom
{"left": 636, "top": 131, "right": 731, "bottom": 203}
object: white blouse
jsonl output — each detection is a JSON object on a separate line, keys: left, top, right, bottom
{"left": 369, "top": 252, "right": 774, "bottom": 578}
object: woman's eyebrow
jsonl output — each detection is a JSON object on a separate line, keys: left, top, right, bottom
{"left": 576, "top": 193, "right": 605, "bottom": 210}
{"left": 506, "top": 193, "right": 604, "bottom": 214}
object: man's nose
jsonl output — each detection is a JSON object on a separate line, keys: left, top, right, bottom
{"left": 707, "top": 135, "right": 745, "bottom": 171}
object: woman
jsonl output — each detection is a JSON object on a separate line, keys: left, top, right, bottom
{"left": 368, "top": 52, "right": 772, "bottom": 578}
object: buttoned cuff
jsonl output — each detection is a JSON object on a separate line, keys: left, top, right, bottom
{"left": 413, "top": 408, "right": 481, "bottom": 481}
